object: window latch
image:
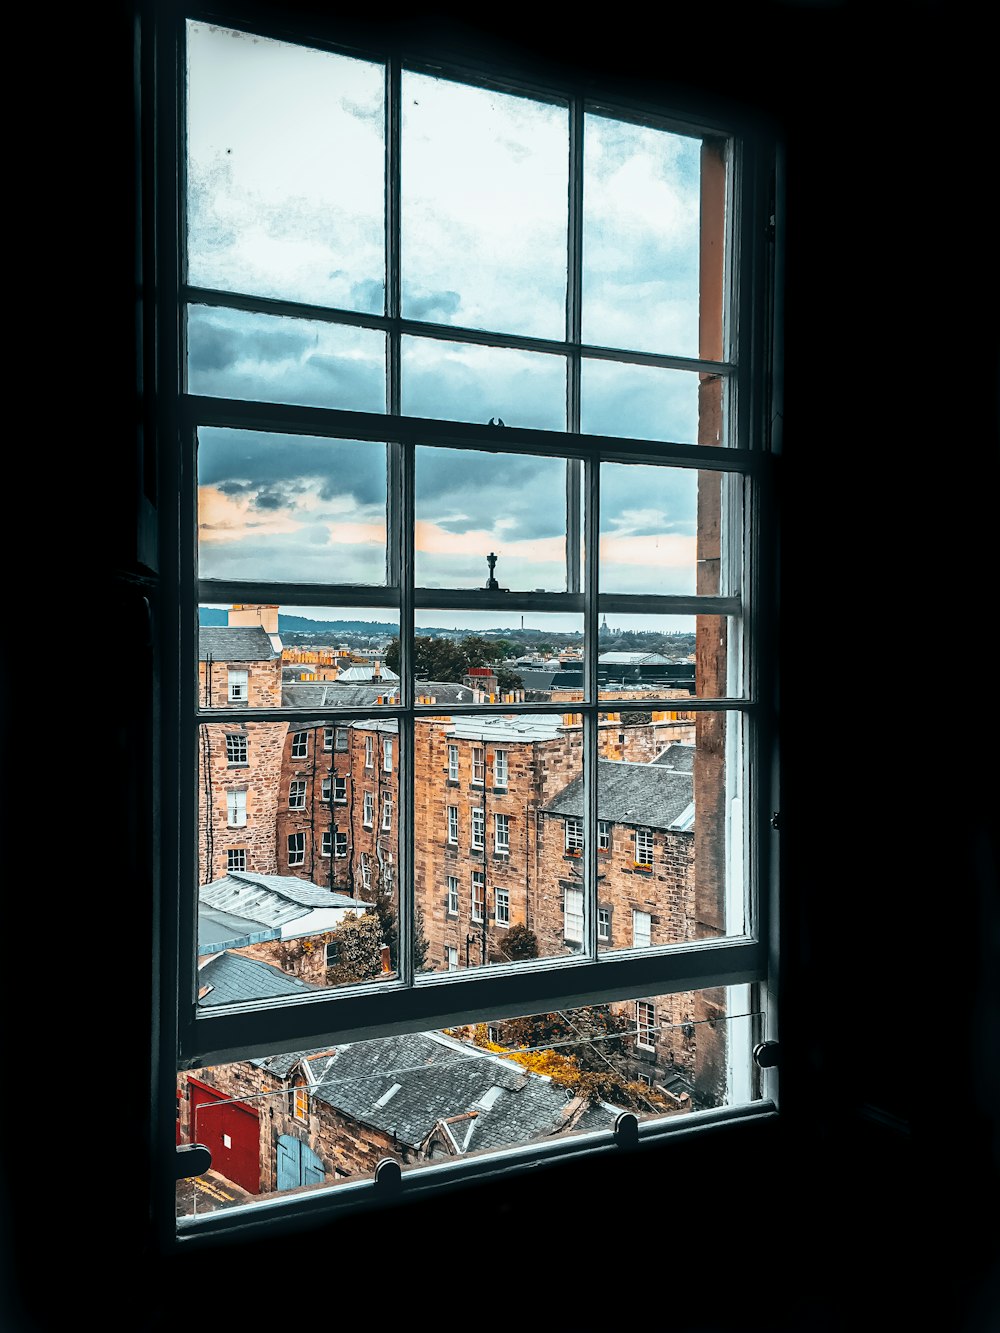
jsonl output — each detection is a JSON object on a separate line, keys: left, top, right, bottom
{"left": 176, "top": 1143, "right": 212, "bottom": 1180}
{"left": 753, "top": 1040, "right": 780, "bottom": 1070}
{"left": 613, "top": 1111, "right": 639, "bottom": 1149}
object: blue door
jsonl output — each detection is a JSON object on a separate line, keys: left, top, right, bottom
{"left": 277, "top": 1134, "right": 326, "bottom": 1191}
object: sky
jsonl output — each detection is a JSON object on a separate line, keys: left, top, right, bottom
{"left": 187, "top": 21, "right": 717, "bottom": 618}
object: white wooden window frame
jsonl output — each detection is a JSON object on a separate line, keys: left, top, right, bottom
{"left": 363, "top": 791, "right": 375, "bottom": 828}
{"left": 494, "top": 813, "right": 510, "bottom": 855}
{"left": 227, "top": 669, "right": 247, "bottom": 703}
{"left": 447, "top": 805, "right": 459, "bottom": 845}
{"left": 226, "top": 848, "right": 246, "bottom": 873}
{"left": 288, "top": 780, "right": 306, "bottom": 811}
{"left": 447, "top": 876, "right": 459, "bottom": 915}
{"left": 633, "top": 909, "right": 652, "bottom": 949}
{"left": 448, "top": 745, "right": 459, "bottom": 781}
{"left": 471, "top": 872, "right": 485, "bottom": 923}
{"left": 471, "top": 807, "right": 485, "bottom": 850}
{"left": 226, "top": 788, "right": 246, "bottom": 828}
{"left": 287, "top": 833, "right": 305, "bottom": 867}
{"left": 495, "top": 888, "right": 510, "bottom": 926}
{"left": 493, "top": 749, "right": 508, "bottom": 789}
{"left": 225, "top": 733, "right": 247, "bottom": 765}
{"left": 291, "top": 732, "right": 308, "bottom": 759}
{"left": 471, "top": 747, "right": 485, "bottom": 786}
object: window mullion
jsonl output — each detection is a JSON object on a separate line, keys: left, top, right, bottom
{"left": 565, "top": 97, "right": 584, "bottom": 595}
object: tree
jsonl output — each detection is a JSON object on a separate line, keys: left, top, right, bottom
{"left": 495, "top": 665, "right": 524, "bottom": 692}
{"left": 325, "top": 912, "right": 386, "bottom": 985}
{"left": 494, "top": 923, "right": 538, "bottom": 961}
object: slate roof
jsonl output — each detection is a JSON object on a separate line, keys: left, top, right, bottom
{"left": 543, "top": 759, "right": 693, "bottom": 830}
{"left": 198, "top": 905, "right": 282, "bottom": 953}
{"left": 300, "top": 1030, "right": 622, "bottom": 1153}
{"left": 282, "top": 682, "right": 400, "bottom": 708}
{"left": 200, "top": 872, "right": 363, "bottom": 927}
{"left": 650, "top": 742, "right": 695, "bottom": 772}
{"left": 448, "top": 713, "right": 568, "bottom": 743}
{"left": 336, "top": 664, "right": 400, "bottom": 682}
{"left": 197, "top": 951, "right": 318, "bottom": 1006}
{"left": 199, "top": 627, "right": 278, "bottom": 662}
{"left": 598, "top": 651, "right": 672, "bottom": 665}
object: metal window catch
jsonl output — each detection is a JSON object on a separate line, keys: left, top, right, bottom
{"left": 753, "top": 1040, "right": 780, "bottom": 1070}
{"left": 175, "top": 1143, "right": 212, "bottom": 1180}
{"left": 614, "top": 1111, "right": 639, "bottom": 1149}
{"left": 373, "top": 1157, "right": 402, "bottom": 1192}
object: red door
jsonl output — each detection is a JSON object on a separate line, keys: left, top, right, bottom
{"left": 186, "top": 1077, "right": 261, "bottom": 1195}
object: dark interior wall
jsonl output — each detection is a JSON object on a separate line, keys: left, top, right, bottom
{"left": 6, "top": 4, "right": 996, "bottom": 1331}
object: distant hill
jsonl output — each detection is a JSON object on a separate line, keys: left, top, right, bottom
{"left": 198, "top": 609, "right": 397, "bottom": 635}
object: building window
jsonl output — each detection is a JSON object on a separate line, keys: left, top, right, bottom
{"left": 321, "top": 830, "right": 332, "bottom": 857}
{"left": 495, "top": 888, "right": 510, "bottom": 926}
{"left": 493, "top": 749, "right": 508, "bottom": 788}
{"left": 363, "top": 791, "right": 374, "bottom": 828}
{"left": 321, "top": 776, "right": 332, "bottom": 803}
{"left": 227, "top": 669, "right": 248, "bottom": 703}
{"left": 227, "top": 848, "right": 246, "bottom": 874}
{"left": 226, "top": 788, "right": 247, "bottom": 827}
{"left": 291, "top": 731, "right": 308, "bottom": 759}
{"left": 383, "top": 737, "right": 393, "bottom": 772}
{"left": 633, "top": 910, "right": 652, "bottom": 949}
{"left": 325, "top": 941, "right": 340, "bottom": 968}
{"left": 334, "top": 832, "right": 347, "bottom": 859}
{"left": 598, "top": 907, "right": 611, "bottom": 941}
{"left": 471, "top": 871, "right": 485, "bottom": 923}
{"left": 334, "top": 775, "right": 346, "bottom": 803}
{"left": 293, "top": 1083, "right": 309, "bottom": 1122}
{"left": 446, "top": 946, "right": 458, "bottom": 971}
{"left": 494, "top": 813, "right": 510, "bottom": 855}
{"left": 635, "top": 828, "right": 654, "bottom": 867}
{"left": 288, "top": 780, "right": 306, "bottom": 810}
{"left": 636, "top": 1001, "right": 656, "bottom": 1050}
{"left": 448, "top": 745, "right": 459, "bottom": 781}
{"left": 565, "top": 817, "right": 584, "bottom": 853}
{"left": 168, "top": 9, "right": 777, "bottom": 1241}
{"left": 598, "top": 821, "right": 610, "bottom": 853}
{"left": 225, "top": 732, "right": 248, "bottom": 765}
{"left": 323, "top": 727, "right": 334, "bottom": 751}
{"left": 382, "top": 794, "right": 393, "bottom": 830}
{"left": 471, "top": 807, "right": 485, "bottom": 850}
{"left": 564, "top": 887, "right": 584, "bottom": 943}
{"left": 447, "top": 876, "right": 459, "bottom": 915}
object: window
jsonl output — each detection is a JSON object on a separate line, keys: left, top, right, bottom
{"left": 321, "top": 776, "right": 332, "bottom": 803}
{"left": 446, "top": 947, "right": 458, "bottom": 971}
{"left": 226, "top": 788, "right": 246, "bottom": 827}
{"left": 636, "top": 1001, "right": 656, "bottom": 1050}
{"left": 325, "top": 941, "right": 340, "bottom": 968}
{"left": 164, "top": 9, "right": 778, "bottom": 1245}
{"left": 323, "top": 727, "right": 334, "bottom": 752}
{"left": 565, "top": 817, "right": 584, "bottom": 853}
{"left": 494, "top": 813, "right": 510, "bottom": 855}
{"left": 382, "top": 794, "right": 392, "bottom": 830}
{"left": 291, "top": 731, "right": 308, "bottom": 759}
{"left": 321, "top": 830, "right": 332, "bottom": 857}
{"left": 635, "top": 829, "right": 654, "bottom": 867}
{"left": 227, "top": 848, "right": 246, "bottom": 873}
{"left": 633, "top": 910, "right": 652, "bottom": 949}
{"left": 225, "top": 732, "right": 247, "bottom": 764}
{"left": 447, "top": 876, "right": 459, "bottom": 915}
{"left": 293, "top": 1083, "right": 309, "bottom": 1122}
{"left": 564, "top": 887, "right": 584, "bottom": 943}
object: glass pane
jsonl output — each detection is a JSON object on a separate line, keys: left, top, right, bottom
{"left": 407, "top": 612, "right": 585, "bottom": 705}
{"left": 176, "top": 987, "right": 761, "bottom": 1214}
{"left": 197, "top": 429, "right": 387, "bottom": 585}
{"left": 198, "top": 604, "right": 399, "bottom": 710}
{"left": 583, "top": 115, "right": 703, "bottom": 358}
{"left": 187, "top": 305, "right": 386, "bottom": 412}
{"left": 415, "top": 449, "right": 569, "bottom": 590}
{"left": 588, "top": 707, "right": 746, "bottom": 948}
{"left": 402, "top": 337, "right": 565, "bottom": 430}
{"left": 401, "top": 73, "right": 567, "bottom": 340}
{"left": 582, "top": 361, "right": 719, "bottom": 444}
{"left": 597, "top": 612, "right": 741, "bottom": 701}
{"left": 197, "top": 712, "right": 400, "bottom": 993}
{"left": 414, "top": 712, "right": 585, "bottom": 971}
{"left": 186, "top": 22, "right": 385, "bottom": 312}
{"left": 599, "top": 462, "right": 698, "bottom": 595}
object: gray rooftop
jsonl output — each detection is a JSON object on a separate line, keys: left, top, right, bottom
{"left": 199, "top": 873, "right": 363, "bottom": 928}
{"left": 598, "top": 651, "right": 672, "bottom": 665}
{"left": 197, "top": 951, "right": 318, "bottom": 1006}
{"left": 336, "top": 664, "right": 400, "bottom": 682}
{"left": 297, "top": 1030, "right": 622, "bottom": 1153}
{"left": 198, "top": 905, "right": 282, "bottom": 954}
{"left": 650, "top": 742, "right": 695, "bottom": 772}
{"left": 282, "top": 682, "right": 400, "bottom": 708}
{"left": 543, "top": 759, "right": 694, "bottom": 830}
{"left": 199, "top": 627, "right": 278, "bottom": 663}
{"left": 448, "top": 713, "right": 568, "bottom": 743}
